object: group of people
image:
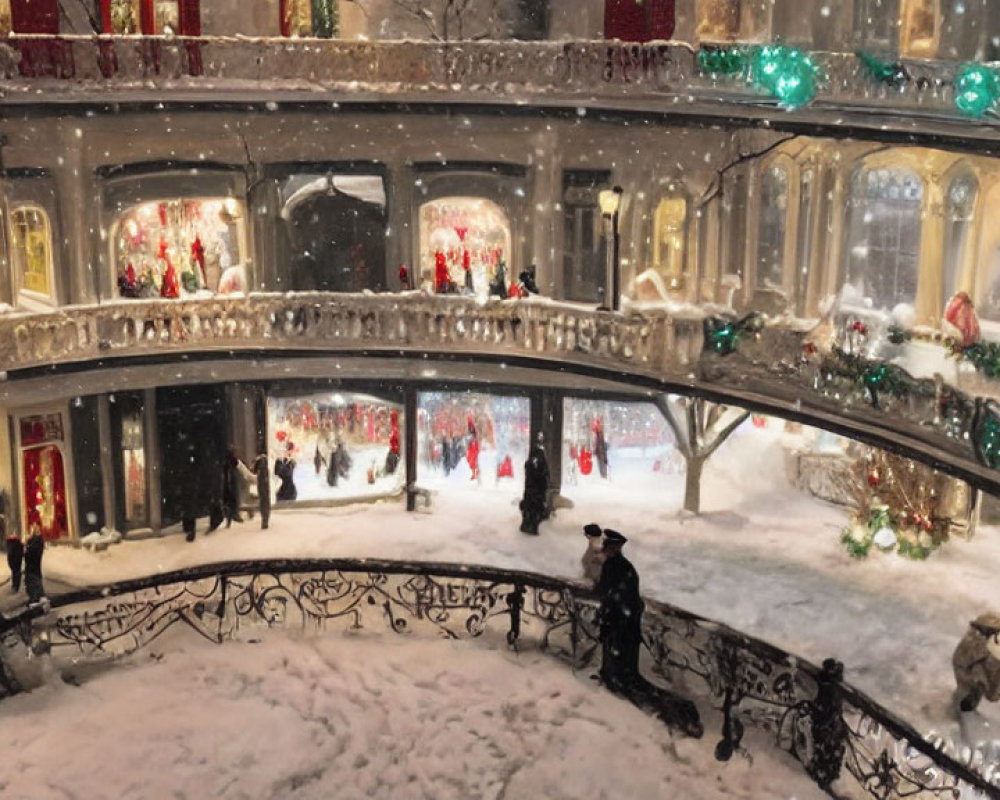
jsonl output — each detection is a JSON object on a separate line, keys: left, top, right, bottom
{"left": 3, "top": 495, "right": 45, "bottom": 603}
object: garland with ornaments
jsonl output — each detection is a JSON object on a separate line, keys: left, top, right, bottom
{"left": 697, "top": 44, "right": 1000, "bottom": 117}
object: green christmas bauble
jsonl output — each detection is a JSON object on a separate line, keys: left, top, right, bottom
{"left": 955, "top": 63, "right": 1000, "bottom": 117}
{"left": 751, "top": 45, "right": 818, "bottom": 108}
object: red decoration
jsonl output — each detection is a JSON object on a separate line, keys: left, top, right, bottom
{"left": 389, "top": 409, "right": 400, "bottom": 455}
{"left": 462, "top": 250, "right": 471, "bottom": 271}
{"left": 21, "top": 445, "right": 68, "bottom": 541}
{"left": 157, "top": 235, "right": 169, "bottom": 260}
{"left": 752, "top": 415, "right": 767, "bottom": 428}
{"left": 944, "top": 291, "right": 981, "bottom": 348}
{"left": 454, "top": 226, "right": 468, "bottom": 242}
{"left": 160, "top": 258, "right": 180, "bottom": 298}
{"left": 434, "top": 251, "right": 451, "bottom": 293}
{"left": 466, "top": 434, "right": 480, "bottom": 481}
{"left": 126, "top": 261, "right": 136, "bottom": 286}
{"left": 850, "top": 320, "right": 868, "bottom": 335}
{"left": 398, "top": 264, "right": 410, "bottom": 290}
{"left": 275, "top": 430, "right": 287, "bottom": 442}
{"left": 157, "top": 203, "right": 168, "bottom": 226}
{"left": 868, "top": 467, "right": 881, "bottom": 488}
{"left": 191, "top": 236, "right": 206, "bottom": 285}
{"left": 497, "top": 455, "right": 514, "bottom": 479}
{"left": 578, "top": 447, "right": 593, "bottom": 476}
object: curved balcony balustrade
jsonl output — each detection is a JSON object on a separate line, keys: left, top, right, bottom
{"left": 2, "top": 292, "right": 1000, "bottom": 493}
{"left": 0, "top": 558, "right": 993, "bottom": 799}
{"left": 0, "top": 36, "right": 993, "bottom": 136}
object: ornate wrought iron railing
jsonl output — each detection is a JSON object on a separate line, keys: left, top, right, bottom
{"left": 4, "top": 291, "right": 1000, "bottom": 496}
{"left": 0, "top": 38, "right": 986, "bottom": 130}
{"left": 0, "top": 558, "right": 994, "bottom": 799}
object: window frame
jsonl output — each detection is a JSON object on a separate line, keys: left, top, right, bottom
{"left": 9, "top": 203, "right": 56, "bottom": 310}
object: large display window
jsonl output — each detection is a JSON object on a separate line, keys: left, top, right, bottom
{"left": 267, "top": 392, "right": 404, "bottom": 502}
{"left": 419, "top": 197, "right": 511, "bottom": 298}
{"left": 9, "top": 204, "right": 55, "bottom": 307}
{"left": 111, "top": 196, "right": 246, "bottom": 299}
{"left": 417, "top": 391, "right": 529, "bottom": 491}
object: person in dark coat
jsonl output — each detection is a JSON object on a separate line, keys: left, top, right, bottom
{"left": 5, "top": 533, "right": 22, "bottom": 593}
{"left": 253, "top": 453, "right": 271, "bottom": 530}
{"left": 519, "top": 434, "right": 550, "bottom": 535}
{"left": 23, "top": 527, "right": 45, "bottom": 603}
{"left": 596, "top": 529, "right": 644, "bottom": 692}
{"left": 221, "top": 447, "right": 245, "bottom": 528}
{"left": 274, "top": 444, "right": 298, "bottom": 502}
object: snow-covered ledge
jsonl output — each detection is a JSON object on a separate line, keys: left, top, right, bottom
{"left": 0, "top": 37, "right": 991, "bottom": 134}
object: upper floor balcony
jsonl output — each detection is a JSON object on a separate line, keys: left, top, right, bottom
{"left": 0, "top": 0, "right": 997, "bottom": 138}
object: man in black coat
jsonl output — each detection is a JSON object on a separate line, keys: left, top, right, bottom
{"left": 519, "top": 434, "right": 550, "bottom": 535}
{"left": 23, "top": 527, "right": 45, "bottom": 603}
{"left": 596, "top": 529, "right": 643, "bottom": 692}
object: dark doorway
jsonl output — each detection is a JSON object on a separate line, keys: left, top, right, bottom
{"left": 157, "top": 385, "right": 226, "bottom": 529}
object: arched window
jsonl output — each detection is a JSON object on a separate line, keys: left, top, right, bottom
{"left": 941, "top": 173, "right": 977, "bottom": 307}
{"left": 653, "top": 195, "right": 687, "bottom": 289}
{"left": 420, "top": 196, "right": 511, "bottom": 298}
{"left": 696, "top": 0, "right": 740, "bottom": 40}
{"left": 10, "top": 204, "right": 54, "bottom": 305}
{"left": 755, "top": 165, "right": 788, "bottom": 291}
{"left": 900, "top": 0, "right": 938, "bottom": 58}
{"left": 844, "top": 166, "right": 924, "bottom": 311}
{"left": 101, "top": 0, "right": 197, "bottom": 35}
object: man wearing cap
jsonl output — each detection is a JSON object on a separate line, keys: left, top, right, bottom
{"left": 596, "top": 529, "right": 644, "bottom": 693}
{"left": 581, "top": 523, "right": 604, "bottom": 584}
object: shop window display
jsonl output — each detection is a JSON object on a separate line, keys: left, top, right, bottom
{"left": 153, "top": 0, "right": 179, "bottom": 33}
{"left": 562, "top": 398, "right": 674, "bottom": 489}
{"left": 281, "top": 0, "right": 337, "bottom": 37}
{"left": 419, "top": 197, "right": 511, "bottom": 298}
{"left": 112, "top": 197, "right": 245, "bottom": 299}
{"left": 900, "top": 0, "right": 938, "bottom": 59}
{"left": 418, "top": 392, "right": 529, "bottom": 490}
{"left": 108, "top": 0, "right": 140, "bottom": 33}
{"left": 10, "top": 204, "right": 54, "bottom": 305}
{"left": 19, "top": 412, "right": 70, "bottom": 542}
{"left": 267, "top": 392, "right": 404, "bottom": 502}
{"left": 120, "top": 404, "right": 147, "bottom": 526}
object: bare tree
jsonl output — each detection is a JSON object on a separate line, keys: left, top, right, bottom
{"left": 656, "top": 395, "right": 750, "bottom": 515}
{"left": 358, "top": 0, "right": 508, "bottom": 41}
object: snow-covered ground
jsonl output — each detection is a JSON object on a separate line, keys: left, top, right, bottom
{"left": 4, "top": 420, "right": 999, "bottom": 794}
{"left": 0, "top": 629, "right": 825, "bottom": 800}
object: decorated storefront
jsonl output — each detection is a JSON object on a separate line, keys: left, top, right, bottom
{"left": 101, "top": 166, "right": 248, "bottom": 301}
{"left": 15, "top": 409, "right": 73, "bottom": 542}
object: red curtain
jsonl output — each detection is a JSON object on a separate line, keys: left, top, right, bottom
{"left": 604, "top": 0, "right": 675, "bottom": 42}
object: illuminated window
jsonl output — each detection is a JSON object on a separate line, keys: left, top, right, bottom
{"left": 120, "top": 399, "right": 147, "bottom": 526}
{"left": 900, "top": 0, "right": 938, "bottom": 58}
{"left": 755, "top": 166, "right": 789, "bottom": 291}
{"left": 108, "top": 0, "right": 140, "bottom": 33}
{"left": 0, "top": 0, "right": 11, "bottom": 35}
{"left": 282, "top": 0, "right": 336, "bottom": 38}
{"left": 10, "top": 205, "right": 54, "bottom": 304}
{"left": 653, "top": 196, "right": 687, "bottom": 290}
{"left": 18, "top": 412, "right": 70, "bottom": 542}
{"left": 153, "top": 0, "right": 179, "bottom": 33}
{"left": 844, "top": 167, "right": 924, "bottom": 311}
{"left": 112, "top": 197, "right": 246, "bottom": 299}
{"left": 420, "top": 196, "right": 512, "bottom": 299}
{"left": 942, "top": 174, "right": 976, "bottom": 308}
{"left": 696, "top": 0, "right": 740, "bottom": 41}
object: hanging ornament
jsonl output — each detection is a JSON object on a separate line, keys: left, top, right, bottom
{"left": 751, "top": 45, "right": 820, "bottom": 109}
{"left": 703, "top": 313, "right": 764, "bottom": 356}
{"left": 856, "top": 51, "right": 909, "bottom": 88}
{"left": 974, "top": 400, "right": 1000, "bottom": 469}
{"left": 954, "top": 63, "right": 1000, "bottom": 118}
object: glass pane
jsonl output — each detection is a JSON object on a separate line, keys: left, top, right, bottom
{"left": 11, "top": 206, "right": 52, "bottom": 299}
{"left": 844, "top": 168, "right": 923, "bottom": 311}
{"left": 942, "top": 175, "right": 976, "bottom": 307}
{"left": 0, "top": 0, "right": 12, "bottom": 35}
{"left": 419, "top": 197, "right": 511, "bottom": 299}
{"left": 109, "top": 0, "right": 140, "bottom": 34}
{"left": 113, "top": 197, "right": 245, "bottom": 298}
{"left": 284, "top": 0, "right": 313, "bottom": 36}
{"left": 121, "top": 406, "right": 146, "bottom": 525}
{"left": 418, "top": 391, "right": 530, "bottom": 493}
{"left": 267, "top": 392, "right": 405, "bottom": 502}
{"left": 795, "top": 169, "right": 815, "bottom": 313}
{"left": 154, "top": 0, "right": 179, "bottom": 34}
{"left": 697, "top": 0, "right": 740, "bottom": 40}
{"left": 654, "top": 196, "right": 687, "bottom": 288}
{"left": 900, "top": 0, "right": 938, "bottom": 58}
{"left": 756, "top": 167, "right": 789, "bottom": 290}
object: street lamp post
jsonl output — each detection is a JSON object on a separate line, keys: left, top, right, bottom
{"left": 598, "top": 185, "right": 623, "bottom": 311}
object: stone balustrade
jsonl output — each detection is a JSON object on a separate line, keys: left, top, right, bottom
{"left": 0, "top": 37, "right": 986, "bottom": 129}
{"left": 4, "top": 291, "right": 1000, "bottom": 493}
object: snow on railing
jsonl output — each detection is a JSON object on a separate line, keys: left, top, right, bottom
{"left": 0, "top": 36, "right": 975, "bottom": 123}
{"left": 0, "top": 558, "right": 994, "bottom": 799}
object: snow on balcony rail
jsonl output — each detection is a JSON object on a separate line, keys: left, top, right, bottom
{"left": 0, "top": 558, "right": 993, "bottom": 799}
{"left": 0, "top": 36, "right": 984, "bottom": 128}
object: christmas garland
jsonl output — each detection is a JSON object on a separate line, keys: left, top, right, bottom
{"left": 696, "top": 44, "right": 820, "bottom": 109}
{"left": 703, "top": 312, "right": 764, "bottom": 356}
